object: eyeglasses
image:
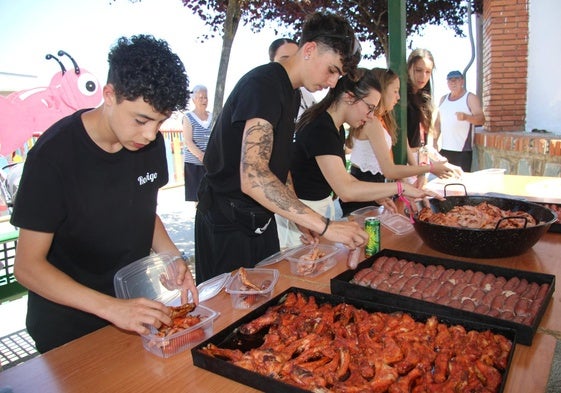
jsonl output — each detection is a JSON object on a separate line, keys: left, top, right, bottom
{"left": 308, "top": 33, "right": 361, "bottom": 56}
{"left": 360, "top": 98, "right": 376, "bottom": 114}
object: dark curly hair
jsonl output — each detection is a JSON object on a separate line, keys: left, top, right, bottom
{"left": 107, "top": 34, "right": 189, "bottom": 115}
{"left": 300, "top": 12, "right": 361, "bottom": 79}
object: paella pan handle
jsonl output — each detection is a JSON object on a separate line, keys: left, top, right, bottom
{"left": 494, "top": 216, "right": 529, "bottom": 230}
{"left": 442, "top": 183, "right": 468, "bottom": 198}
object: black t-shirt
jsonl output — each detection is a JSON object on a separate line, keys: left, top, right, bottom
{"left": 291, "top": 111, "right": 346, "bottom": 201}
{"left": 407, "top": 98, "right": 423, "bottom": 148}
{"left": 10, "top": 109, "right": 168, "bottom": 352}
{"left": 203, "top": 62, "right": 300, "bottom": 204}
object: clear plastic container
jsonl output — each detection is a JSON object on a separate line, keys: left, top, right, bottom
{"left": 286, "top": 244, "right": 340, "bottom": 277}
{"left": 141, "top": 304, "right": 217, "bottom": 358}
{"left": 113, "top": 253, "right": 219, "bottom": 358}
{"left": 225, "top": 268, "right": 279, "bottom": 309}
{"left": 379, "top": 214, "right": 414, "bottom": 235}
{"left": 349, "top": 206, "right": 387, "bottom": 226}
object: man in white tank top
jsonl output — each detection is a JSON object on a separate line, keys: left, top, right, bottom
{"left": 433, "top": 70, "right": 485, "bottom": 172}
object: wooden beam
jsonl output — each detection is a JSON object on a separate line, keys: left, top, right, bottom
{"left": 388, "top": 0, "right": 408, "bottom": 164}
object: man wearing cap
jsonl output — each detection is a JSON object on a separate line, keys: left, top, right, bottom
{"left": 433, "top": 70, "right": 485, "bottom": 172}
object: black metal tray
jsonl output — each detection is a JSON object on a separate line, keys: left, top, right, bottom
{"left": 330, "top": 249, "right": 555, "bottom": 345}
{"left": 192, "top": 287, "right": 516, "bottom": 393}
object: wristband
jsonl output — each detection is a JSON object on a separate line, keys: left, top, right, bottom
{"left": 396, "top": 180, "right": 404, "bottom": 197}
{"left": 171, "top": 255, "right": 186, "bottom": 264}
{"left": 396, "top": 181, "right": 414, "bottom": 224}
{"left": 319, "top": 217, "right": 330, "bottom": 236}
{"left": 429, "top": 162, "right": 434, "bottom": 174}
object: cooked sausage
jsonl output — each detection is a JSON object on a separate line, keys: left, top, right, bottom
{"left": 448, "top": 299, "right": 462, "bottom": 309}
{"left": 535, "top": 283, "right": 550, "bottom": 302}
{"left": 500, "top": 310, "right": 515, "bottom": 321}
{"left": 487, "top": 308, "right": 500, "bottom": 318}
{"left": 394, "top": 259, "right": 409, "bottom": 272}
{"left": 360, "top": 269, "right": 380, "bottom": 287}
{"left": 475, "top": 304, "right": 490, "bottom": 314}
{"left": 503, "top": 277, "right": 520, "bottom": 291}
{"left": 414, "top": 277, "right": 432, "bottom": 292}
{"left": 391, "top": 275, "right": 410, "bottom": 293}
{"left": 377, "top": 281, "right": 391, "bottom": 291}
{"left": 469, "top": 271, "right": 485, "bottom": 286}
{"left": 451, "top": 283, "right": 468, "bottom": 299}
{"left": 470, "top": 289, "right": 486, "bottom": 306}
{"left": 520, "top": 282, "right": 540, "bottom": 300}
{"left": 424, "top": 279, "right": 442, "bottom": 299}
{"left": 491, "top": 294, "right": 507, "bottom": 311}
{"left": 462, "top": 298, "right": 476, "bottom": 312}
{"left": 401, "top": 277, "right": 421, "bottom": 296}
{"left": 347, "top": 247, "right": 362, "bottom": 270}
{"left": 413, "top": 263, "right": 426, "bottom": 277}
{"left": 369, "top": 271, "right": 390, "bottom": 289}
{"left": 495, "top": 276, "right": 507, "bottom": 290}
{"left": 480, "top": 273, "right": 496, "bottom": 292}
{"left": 515, "top": 278, "right": 529, "bottom": 295}
{"left": 514, "top": 298, "right": 532, "bottom": 317}
{"left": 432, "top": 265, "right": 446, "bottom": 281}
{"left": 440, "top": 268, "right": 456, "bottom": 283}
{"left": 435, "top": 281, "right": 454, "bottom": 300}
{"left": 401, "top": 261, "right": 417, "bottom": 277}
{"left": 410, "top": 291, "right": 424, "bottom": 300}
{"left": 463, "top": 269, "right": 474, "bottom": 284}
{"left": 381, "top": 257, "right": 398, "bottom": 273}
{"left": 482, "top": 288, "right": 502, "bottom": 306}
{"left": 459, "top": 285, "right": 477, "bottom": 299}
{"left": 372, "top": 256, "right": 388, "bottom": 271}
{"left": 352, "top": 268, "right": 372, "bottom": 285}
{"left": 502, "top": 293, "right": 520, "bottom": 313}
{"left": 423, "top": 265, "right": 437, "bottom": 278}
{"left": 449, "top": 269, "right": 466, "bottom": 285}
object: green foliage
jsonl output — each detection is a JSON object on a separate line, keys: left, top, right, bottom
{"left": 181, "top": 0, "right": 483, "bottom": 59}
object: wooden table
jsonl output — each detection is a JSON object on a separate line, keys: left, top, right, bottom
{"left": 1, "top": 174, "right": 560, "bottom": 392}
{"left": 1, "top": 225, "right": 559, "bottom": 392}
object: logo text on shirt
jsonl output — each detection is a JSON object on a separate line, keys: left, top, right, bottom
{"left": 138, "top": 172, "right": 158, "bottom": 185}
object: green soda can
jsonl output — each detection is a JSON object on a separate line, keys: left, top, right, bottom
{"left": 364, "top": 217, "right": 380, "bottom": 257}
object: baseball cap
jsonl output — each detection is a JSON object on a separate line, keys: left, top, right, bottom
{"left": 447, "top": 70, "right": 463, "bottom": 79}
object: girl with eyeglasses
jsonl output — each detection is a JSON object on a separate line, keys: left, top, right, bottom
{"left": 281, "top": 68, "right": 442, "bottom": 248}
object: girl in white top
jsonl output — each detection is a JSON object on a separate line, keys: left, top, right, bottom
{"left": 341, "top": 68, "right": 458, "bottom": 216}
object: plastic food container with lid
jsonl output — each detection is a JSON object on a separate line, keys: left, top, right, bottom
{"left": 114, "top": 253, "right": 219, "bottom": 358}
{"left": 225, "top": 268, "right": 279, "bottom": 309}
{"left": 286, "top": 244, "right": 341, "bottom": 277}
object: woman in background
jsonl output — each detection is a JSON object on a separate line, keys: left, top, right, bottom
{"left": 182, "top": 85, "right": 212, "bottom": 203}
{"left": 341, "top": 68, "right": 458, "bottom": 216}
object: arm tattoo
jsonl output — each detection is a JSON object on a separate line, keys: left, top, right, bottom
{"left": 241, "top": 121, "right": 308, "bottom": 214}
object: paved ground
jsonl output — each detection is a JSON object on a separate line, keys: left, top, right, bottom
{"left": 0, "top": 185, "right": 195, "bottom": 338}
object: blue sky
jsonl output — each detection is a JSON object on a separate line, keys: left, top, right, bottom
{"left": 0, "top": 0, "right": 477, "bottom": 103}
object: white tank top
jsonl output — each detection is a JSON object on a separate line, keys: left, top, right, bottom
{"left": 439, "top": 92, "right": 473, "bottom": 152}
{"left": 349, "top": 130, "right": 392, "bottom": 175}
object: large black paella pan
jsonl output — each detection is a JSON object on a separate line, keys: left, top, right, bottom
{"left": 413, "top": 188, "right": 556, "bottom": 258}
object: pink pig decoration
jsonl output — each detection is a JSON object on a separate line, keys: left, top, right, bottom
{"left": 0, "top": 50, "right": 103, "bottom": 156}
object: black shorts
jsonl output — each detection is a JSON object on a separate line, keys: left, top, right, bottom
{"left": 194, "top": 207, "right": 279, "bottom": 284}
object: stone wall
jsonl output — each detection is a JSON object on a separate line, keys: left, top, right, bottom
{"left": 473, "top": 131, "right": 561, "bottom": 176}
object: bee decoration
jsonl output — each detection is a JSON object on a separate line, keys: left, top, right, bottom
{"left": 0, "top": 50, "right": 103, "bottom": 156}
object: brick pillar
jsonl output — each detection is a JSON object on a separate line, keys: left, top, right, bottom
{"left": 482, "top": 0, "right": 529, "bottom": 132}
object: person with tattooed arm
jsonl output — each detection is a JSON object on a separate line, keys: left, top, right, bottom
{"left": 195, "top": 12, "right": 367, "bottom": 283}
